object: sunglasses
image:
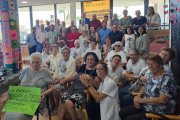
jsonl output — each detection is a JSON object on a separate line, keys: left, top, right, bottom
{"left": 115, "top": 45, "right": 120, "bottom": 47}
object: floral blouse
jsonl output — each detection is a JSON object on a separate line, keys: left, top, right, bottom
{"left": 142, "top": 73, "right": 177, "bottom": 114}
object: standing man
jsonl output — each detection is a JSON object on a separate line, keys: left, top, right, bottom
{"left": 79, "top": 12, "right": 90, "bottom": 28}
{"left": 46, "top": 24, "right": 58, "bottom": 45}
{"left": 26, "top": 27, "right": 37, "bottom": 55}
{"left": 36, "top": 24, "right": 46, "bottom": 53}
{"left": 90, "top": 14, "right": 102, "bottom": 31}
{"left": 103, "top": 15, "right": 111, "bottom": 29}
{"left": 66, "top": 20, "right": 77, "bottom": 34}
{"left": 111, "top": 13, "right": 120, "bottom": 26}
{"left": 109, "top": 24, "right": 124, "bottom": 44}
{"left": 131, "top": 10, "right": 147, "bottom": 33}
{"left": 34, "top": 19, "right": 40, "bottom": 32}
{"left": 55, "top": 19, "right": 62, "bottom": 34}
{"left": 98, "top": 20, "right": 111, "bottom": 45}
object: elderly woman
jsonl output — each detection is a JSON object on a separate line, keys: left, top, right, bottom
{"left": 4, "top": 53, "right": 52, "bottom": 120}
{"left": 45, "top": 45, "right": 62, "bottom": 78}
{"left": 58, "top": 52, "right": 100, "bottom": 120}
{"left": 105, "top": 41, "right": 127, "bottom": 66}
{"left": 120, "top": 53, "right": 177, "bottom": 120}
{"left": 81, "top": 62, "right": 120, "bottom": 120}
{"left": 70, "top": 39, "right": 84, "bottom": 59}
{"left": 67, "top": 26, "right": 80, "bottom": 48}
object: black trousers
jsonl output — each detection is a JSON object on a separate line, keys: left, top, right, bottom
{"left": 119, "top": 106, "right": 146, "bottom": 120}
{"left": 28, "top": 45, "right": 36, "bottom": 55}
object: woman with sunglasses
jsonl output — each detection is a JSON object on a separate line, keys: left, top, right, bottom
{"left": 105, "top": 41, "right": 127, "bottom": 66}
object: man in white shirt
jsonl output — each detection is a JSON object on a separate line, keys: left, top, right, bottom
{"left": 36, "top": 24, "right": 46, "bottom": 52}
{"left": 119, "top": 49, "right": 146, "bottom": 108}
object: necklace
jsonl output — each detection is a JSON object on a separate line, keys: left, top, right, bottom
{"left": 85, "top": 65, "right": 95, "bottom": 76}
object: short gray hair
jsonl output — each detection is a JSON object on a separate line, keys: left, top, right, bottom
{"left": 29, "top": 52, "right": 42, "bottom": 64}
{"left": 61, "top": 46, "right": 71, "bottom": 55}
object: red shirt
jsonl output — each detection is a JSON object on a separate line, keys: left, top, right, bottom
{"left": 90, "top": 19, "right": 102, "bottom": 31}
{"left": 67, "top": 32, "right": 79, "bottom": 48}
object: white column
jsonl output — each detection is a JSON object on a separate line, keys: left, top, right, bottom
{"left": 70, "top": 2, "right": 76, "bottom": 26}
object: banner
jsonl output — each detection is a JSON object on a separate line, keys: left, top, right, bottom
{"left": 2, "top": 86, "right": 41, "bottom": 115}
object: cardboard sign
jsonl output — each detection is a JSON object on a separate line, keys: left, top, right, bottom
{"left": 2, "top": 86, "right": 41, "bottom": 115}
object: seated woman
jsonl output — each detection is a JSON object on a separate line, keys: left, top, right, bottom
{"left": 4, "top": 53, "right": 53, "bottom": 120}
{"left": 107, "top": 54, "right": 126, "bottom": 87}
{"left": 57, "top": 52, "right": 100, "bottom": 120}
{"left": 84, "top": 40, "right": 102, "bottom": 60}
{"left": 70, "top": 39, "right": 84, "bottom": 59}
{"left": 105, "top": 41, "right": 127, "bottom": 66}
{"left": 81, "top": 62, "right": 120, "bottom": 120}
{"left": 119, "top": 53, "right": 177, "bottom": 120}
{"left": 44, "top": 45, "right": 62, "bottom": 78}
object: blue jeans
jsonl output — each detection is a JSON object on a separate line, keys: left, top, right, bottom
{"left": 36, "top": 42, "right": 43, "bottom": 53}
{"left": 119, "top": 85, "right": 134, "bottom": 108}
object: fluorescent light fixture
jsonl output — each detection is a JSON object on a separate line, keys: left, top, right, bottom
{"left": 21, "top": 1, "right": 28, "bottom": 4}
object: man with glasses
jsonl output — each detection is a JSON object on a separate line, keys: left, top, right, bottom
{"left": 109, "top": 24, "right": 124, "bottom": 44}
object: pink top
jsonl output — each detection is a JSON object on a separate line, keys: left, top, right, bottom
{"left": 67, "top": 32, "right": 80, "bottom": 48}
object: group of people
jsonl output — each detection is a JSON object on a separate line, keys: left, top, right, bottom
{"left": 0, "top": 6, "right": 178, "bottom": 120}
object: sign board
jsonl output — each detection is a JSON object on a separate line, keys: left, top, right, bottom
{"left": 3, "top": 86, "right": 41, "bottom": 115}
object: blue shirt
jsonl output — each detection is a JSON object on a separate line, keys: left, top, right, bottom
{"left": 45, "top": 27, "right": 50, "bottom": 32}
{"left": 98, "top": 28, "right": 111, "bottom": 45}
{"left": 26, "top": 33, "right": 37, "bottom": 46}
{"left": 131, "top": 16, "right": 147, "bottom": 26}
{"left": 80, "top": 17, "right": 90, "bottom": 28}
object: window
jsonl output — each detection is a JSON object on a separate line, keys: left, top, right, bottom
{"left": 32, "top": 5, "right": 55, "bottom": 25}
{"left": 76, "top": 2, "right": 82, "bottom": 27}
{"left": 18, "top": 7, "right": 31, "bottom": 43}
{"left": 57, "top": 3, "right": 71, "bottom": 26}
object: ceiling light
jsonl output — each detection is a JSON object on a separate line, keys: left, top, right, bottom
{"left": 21, "top": 1, "right": 28, "bottom": 4}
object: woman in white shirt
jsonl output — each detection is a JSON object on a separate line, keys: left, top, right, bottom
{"left": 122, "top": 26, "right": 135, "bottom": 56}
{"left": 81, "top": 62, "right": 120, "bottom": 120}
{"left": 146, "top": 6, "right": 161, "bottom": 30}
{"left": 45, "top": 45, "right": 62, "bottom": 78}
{"left": 84, "top": 40, "right": 102, "bottom": 60}
{"left": 105, "top": 41, "right": 127, "bottom": 66}
{"left": 70, "top": 39, "right": 83, "bottom": 59}
{"left": 108, "top": 54, "right": 126, "bottom": 87}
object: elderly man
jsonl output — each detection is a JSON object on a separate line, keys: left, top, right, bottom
{"left": 36, "top": 24, "right": 47, "bottom": 53}
{"left": 79, "top": 12, "right": 90, "bottom": 28}
{"left": 119, "top": 49, "right": 146, "bottom": 108}
{"left": 131, "top": 10, "right": 147, "bottom": 33}
{"left": 109, "top": 24, "right": 124, "bottom": 44}
{"left": 46, "top": 24, "right": 58, "bottom": 45}
{"left": 26, "top": 27, "right": 37, "bottom": 55}
{"left": 90, "top": 14, "right": 102, "bottom": 31}
{"left": 111, "top": 13, "right": 120, "bottom": 26}
{"left": 66, "top": 20, "right": 77, "bottom": 34}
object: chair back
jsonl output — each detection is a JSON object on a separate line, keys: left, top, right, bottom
{"left": 176, "top": 86, "right": 180, "bottom": 115}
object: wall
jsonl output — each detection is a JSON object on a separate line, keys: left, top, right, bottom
{"left": 170, "top": 0, "right": 180, "bottom": 85}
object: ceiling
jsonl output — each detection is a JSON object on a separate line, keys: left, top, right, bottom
{"left": 17, "top": 0, "right": 91, "bottom": 7}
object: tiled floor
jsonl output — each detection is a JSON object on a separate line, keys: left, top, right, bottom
{"left": 1, "top": 112, "right": 58, "bottom": 120}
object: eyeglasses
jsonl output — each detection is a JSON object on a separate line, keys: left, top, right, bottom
{"left": 115, "top": 45, "right": 120, "bottom": 47}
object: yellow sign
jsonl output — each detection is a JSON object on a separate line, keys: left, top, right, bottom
{"left": 83, "top": 0, "right": 110, "bottom": 12}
